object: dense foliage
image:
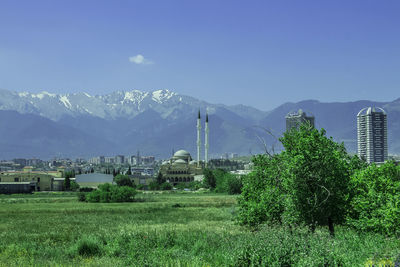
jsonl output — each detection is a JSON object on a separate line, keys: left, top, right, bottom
{"left": 238, "top": 154, "right": 285, "bottom": 226}
{"left": 86, "top": 183, "right": 137, "bottom": 203}
{"left": 348, "top": 161, "right": 400, "bottom": 236}
{"left": 203, "top": 168, "right": 243, "bottom": 194}
{"left": 238, "top": 125, "right": 400, "bottom": 237}
{"left": 114, "top": 174, "right": 135, "bottom": 187}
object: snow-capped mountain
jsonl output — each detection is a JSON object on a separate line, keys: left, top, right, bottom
{"left": 0, "top": 87, "right": 399, "bottom": 159}
{"left": 0, "top": 88, "right": 262, "bottom": 121}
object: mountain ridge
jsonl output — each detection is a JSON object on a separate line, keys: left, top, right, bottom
{"left": 0, "top": 88, "right": 399, "bottom": 159}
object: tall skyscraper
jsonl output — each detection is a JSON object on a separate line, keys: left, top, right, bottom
{"left": 357, "top": 107, "right": 388, "bottom": 163}
{"left": 285, "top": 109, "right": 315, "bottom": 131}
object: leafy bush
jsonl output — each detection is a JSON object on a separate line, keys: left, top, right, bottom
{"left": 187, "top": 181, "right": 203, "bottom": 190}
{"left": 148, "top": 181, "right": 160, "bottom": 190}
{"left": 77, "top": 192, "right": 86, "bottom": 202}
{"left": 237, "top": 154, "right": 285, "bottom": 226}
{"left": 347, "top": 161, "right": 400, "bottom": 236}
{"left": 110, "top": 186, "right": 137, "bottom": 202}
{"left": 175, "top": 182, "right": 186, "bottom": 190}
{"left": 86, "top": 183, "right": 136, "bottom": 203}
{"left": 114, "top": 174, "right": 135, "bottom": 187}
{"left": 86, "top": 189, "right": 101, "bottom": 203}
{"left": 203, "top": 168, "right": 216, "bottom": 189}
{"left": 70, "top": 181, "right": 80, "bottom": 191}
{"left": 161, "top": 182, "right": 173, "bottom": 190}
{"left": 136, "top": 184, "right": 145, "bottom": 190}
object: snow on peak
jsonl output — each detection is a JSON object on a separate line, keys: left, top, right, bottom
{"left": 32, "top": 91, "right": 57, "bottom": 99}
{"left": 123, "top": 90, "right": 147, "bottom": 103}
{"left": 59, "top": 95, "right": 72, "bottom": 109}
{"left": 18, "top": 92, "right": 29, "bottom": 97}
{"left": 151, "top": 89, "right": 176, "bottom": 103}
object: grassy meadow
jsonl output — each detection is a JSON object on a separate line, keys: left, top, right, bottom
{"left": 0, "top": 192, "right": 400, "bottom": 266}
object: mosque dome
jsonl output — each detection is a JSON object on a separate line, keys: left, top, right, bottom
{"left": 161, "top": 161, "right": 169, "bottom": 165}
{"left": 174, "top": 150, "right": 191, "bottom": 158}
{"left": 173, "top": 159, "right": 187, "bottom": 165}
{"left": 189, "top": 160, "right": 196, "bottom": 165}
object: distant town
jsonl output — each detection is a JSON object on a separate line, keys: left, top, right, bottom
{"left": 0, "top": 106, "right": 399, "bottom": 195}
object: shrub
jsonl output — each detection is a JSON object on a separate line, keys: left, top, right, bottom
{"left": 110, "top": 186, "right": 137, "bottom": 202}
{"left": 86, "top": 183, "right": 136, "bottom": 203}
{"left": 114, "top": 174, "right": 135, "bottom": 187}
{"left": 70, "top": 181, "right": 80, "bottom": 191}
{"left": 347, "top": 161, "right": 400, "bottom": 236}
{"left": 187, "top": 181, "right": 203, "bottom": 190}
{"left": 203, "top": 168, "right": 216, "bottom": 189}
{"left": 77, "top": 192, "right": 86, "bottom": 202}
{"left": 226, "top": 175, "right": 243, "bottom": 195}
{"left": 175, "top": 183, "right": 184, "bottom": 190}
{"left": 237, "top": 155, "right": 285, "bottom": 226}
{"left": 86, "top": 189, "right": 101, "bottom": 203}
{"left": 137, "top": 184, "right": 145, "bottom": 190}
{"left": 161, "top": 182, "right": 173, "bottom": 190}
{"left": 148, "top": 181, "right": 160, "bottom": 190}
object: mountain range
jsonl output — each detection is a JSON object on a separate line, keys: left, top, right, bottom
{"left": 0, "top": 88, "right": 399, "bottom": 159}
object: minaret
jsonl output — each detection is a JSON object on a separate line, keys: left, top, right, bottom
{"left": 197, "top": 110, "right": 202, "bottom": 167}
{"left": 204, "top": 113, "right": 209, "bottom": 168}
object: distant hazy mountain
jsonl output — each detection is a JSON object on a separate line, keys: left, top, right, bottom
{"left": 0, "top": 88, "right": 398, "bottom": 159}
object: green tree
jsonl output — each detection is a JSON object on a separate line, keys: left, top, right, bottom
{"left": 64, "top": 176, "right": 71, "bottom": 191}
{"left": 238, "top": 125, "right": 354, "bottom": 235}
{"left": 70, "top": 181, "right": 80, "bottom": 191}
{"left": 237, "top": 154, "right": 286, "bottom": 226}
{"left": 226, "top": 174, "right": 243, "bottom": 195}
{"left": 156, "top": 172, "right": 165, "bottom": 185}
{"left": 280, "top": 126, "right": 351, "bottom": 235}
{"left": 114, "top": 174, "right": 134, "bottom": 187}
{"left": 126, "top": 167, "right": 132, "bottom": 175}
{"left": 203, "top": 168, "right": 216, "bottom": 189}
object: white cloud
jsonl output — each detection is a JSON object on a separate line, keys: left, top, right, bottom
{"left": 129, "top": 54, "right": 153, "bottom": 65}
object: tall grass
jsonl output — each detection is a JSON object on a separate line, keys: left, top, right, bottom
{"left": 0, "top": 192, "right": 399, "bottom": 266}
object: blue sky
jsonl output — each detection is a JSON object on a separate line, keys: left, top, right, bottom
{"left": 0, "top": 0, "right": 399, "bottom": 110}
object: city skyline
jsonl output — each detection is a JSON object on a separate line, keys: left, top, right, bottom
{"left": 1, "top": 1, "right": 400, "bottom": 110}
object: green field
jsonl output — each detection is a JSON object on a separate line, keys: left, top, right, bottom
{"left": 1, "top": 192, "right": 400, "bottom": 266}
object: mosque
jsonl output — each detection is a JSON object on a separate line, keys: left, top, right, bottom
{"left": 159, "top": 111, "right": 209, "bottom": 185}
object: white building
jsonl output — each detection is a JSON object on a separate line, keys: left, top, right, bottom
{"left": 357, "top": 107, "right": 388, "bottom": 163}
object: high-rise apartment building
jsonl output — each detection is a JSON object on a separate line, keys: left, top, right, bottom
{"left": 115, "top": 155, "right": 125, "bottom": 165}
{"left": 285, "top": 109, "right": 315, "bottom": 131}
{"left": 357, "top": 107, "right": 388, "bottom": 163}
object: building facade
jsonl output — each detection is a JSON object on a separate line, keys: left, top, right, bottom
{"left": 357, "top": 107, "right": 388, "bottom": 163}
{"left": 285, "top": 109, "right": 315, "bottom": 131}
{"left": 159, "top": 150, "right": 204, "bottom": 185}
